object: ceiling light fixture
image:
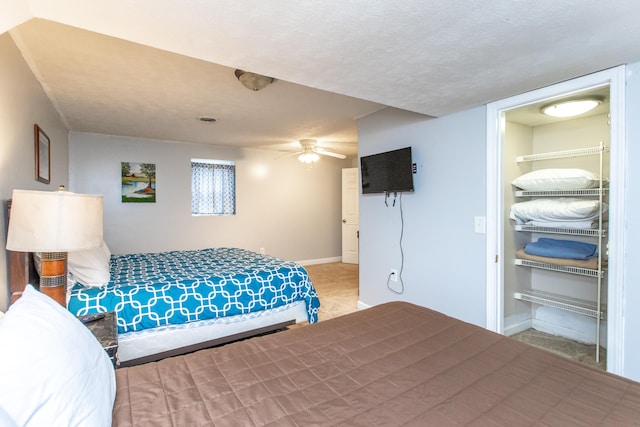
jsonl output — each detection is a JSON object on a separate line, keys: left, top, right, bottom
{"left": 298, "top": 147, "right": 320, "bottom": 164}
{"left": 234, "top": 69, "right": 274, "bottom": 91}
{"left": 541, "top": 97, "right": 603, "bottom": 118}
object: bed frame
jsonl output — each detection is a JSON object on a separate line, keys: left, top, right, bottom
{"left": 117, "top": 304, "right": 304, "bottom": 367}
{"left": 4, "top": 198, "right": 306, "bottom": 366}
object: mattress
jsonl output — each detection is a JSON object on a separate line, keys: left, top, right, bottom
{"left": 68, "top": 247, "right": 320, "bottom": 333}
{"left": 112, "top": 302, "right": 640, "bottom": 426}
{"left": 117, "top": 300, "right": 308, "bottom": 363}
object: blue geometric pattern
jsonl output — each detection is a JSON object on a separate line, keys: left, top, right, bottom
{"left": 67, "top": 248, "right": 320, "bottom": 333}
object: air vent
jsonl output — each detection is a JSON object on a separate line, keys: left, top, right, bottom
{"left": 197, "top": 116, "right": 217, "bottom": 123}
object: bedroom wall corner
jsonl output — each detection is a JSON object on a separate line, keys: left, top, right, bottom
{"left": 0, "top": 32, "right": 69, "bottom": 311}
{"left": 357, "top": 106, "right": 488, "bottom": 327}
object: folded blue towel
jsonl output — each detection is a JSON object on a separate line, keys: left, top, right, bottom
{"left": 524, "top": 238, "right": 598, "bottom": 259}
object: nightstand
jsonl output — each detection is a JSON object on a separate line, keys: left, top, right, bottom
{"left": 79, "top": 311, "right": 119, "bottom": 368}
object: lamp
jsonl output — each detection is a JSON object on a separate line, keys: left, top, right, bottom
{"left": 541, "top": 97, "right": 602, "bottom": 118}
{"left": 6, "top": 187, "right": 103, "bottom": 306}
{"left": 234, "top": 69, "right": 274, "bottom": 91}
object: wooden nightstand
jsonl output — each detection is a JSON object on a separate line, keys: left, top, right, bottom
{"left": 79, "top": 312, "right": 119, "bottom": 368}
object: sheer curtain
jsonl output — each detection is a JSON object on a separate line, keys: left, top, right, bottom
{"left": 191, "top": 161, "right": 236, "bottom": 215}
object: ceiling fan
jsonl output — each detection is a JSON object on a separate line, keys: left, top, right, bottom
{"left": 284, "top": 139, "right": 347, "bottom": 163}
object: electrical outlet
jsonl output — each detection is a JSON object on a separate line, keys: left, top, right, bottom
{"left": 260, "top": 247, "right": 265, "bottom": 255}
{"left": 390, "top": 268, "right": 398, "bottom": 282}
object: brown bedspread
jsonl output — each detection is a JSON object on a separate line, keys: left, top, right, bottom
{"left": 112, "top": 302, "right": 640, "bottom": 426}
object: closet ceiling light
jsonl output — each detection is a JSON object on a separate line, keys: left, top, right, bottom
{"left": 541, "top": 97, "right": 602, "bottom": 118}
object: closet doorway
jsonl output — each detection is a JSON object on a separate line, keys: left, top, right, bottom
{"left": 485, "top": 66, "right": 626, "bottom": 375}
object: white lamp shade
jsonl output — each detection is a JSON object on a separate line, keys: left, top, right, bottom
{"left": 6, "top": 189, "right": 103, "bottom": 252}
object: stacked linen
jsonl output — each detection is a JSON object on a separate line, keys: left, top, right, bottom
{"left": 509, "top": 198, "right": 606, "bottom": 227}
{"left": 525, "top": 238, "right": 597, "bottom": 259}
{"left": 516, "top": 238, "right": 604, "bottom": 269}
{"left": 512, "top": 168, "right": 605, "bottom": 191}
{"left": 510, "top": 168, "right": 607, "bottom": 229}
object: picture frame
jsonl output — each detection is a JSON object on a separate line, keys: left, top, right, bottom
{"left": 34, "top": 124, "right": 50, "bottom": 184}
{"left": 121, "top": 162, "right": 156, "bottom": 203}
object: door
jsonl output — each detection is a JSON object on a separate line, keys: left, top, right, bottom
{"left": 341, "top": 168, "right": 359, "bottom": 264}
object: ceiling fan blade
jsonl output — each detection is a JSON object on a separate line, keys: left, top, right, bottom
{"left": 315, "top": 148, "right": 346, "bottom": 159}
{"left": 276, "top": 151, "right": 302, "bottom": 160}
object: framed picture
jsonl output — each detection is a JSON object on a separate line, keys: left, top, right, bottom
{"left": 121, "top": 162, "right": 156, "bottom": 203}
{"left": 34, "top": 124, "right": 50, "bottom": 184}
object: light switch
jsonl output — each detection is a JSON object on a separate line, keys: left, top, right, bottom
{"left": 474, "top": 216, "right": 486, "bottom": 234}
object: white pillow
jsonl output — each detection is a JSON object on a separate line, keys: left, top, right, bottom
{"left": 510, "top": 198, "right": 607, "bottom": 225}
{"left": 0, "top": 285, "right": 116, "bottom": 426}
{"left": 512, "top": 168, "right": 604, "bottom": 191}
{"left": 68, "top": 241, "right": 112, "bottom": 287}
{"left": 0, "top": 405, "right": 17, "bottom": 427}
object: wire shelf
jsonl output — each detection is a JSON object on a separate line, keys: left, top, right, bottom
{"left": 514, "top": 258, "right": 604, "bottom": 278}
{"left": 516, "top": 145, "right": 609, "bottom": 163}
{"left": 514, "top": 290, "right": 605, "bottom": 319}
{"left": 515, "top": 188, "right": 608, "bottom": 197}
{"left": 514, "top": 224, "right": 606, "bottom": 237}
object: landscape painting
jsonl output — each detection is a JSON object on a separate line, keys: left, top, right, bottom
{"left": 121, "top": 162, "right": 156, "bottom": 203}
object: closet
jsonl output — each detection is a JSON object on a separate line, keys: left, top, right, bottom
{"left": 502, "top": 87, "right": 610, "bottom": 365}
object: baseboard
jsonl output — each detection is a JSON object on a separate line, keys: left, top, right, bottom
{"left": 357, "top": 301, "right": 371, "bottom": 310}
{"left": 503, "top": 314, "right": 532, "bottom": 337}
{"left": 296, "top": 256, "right": 342, "bottom": 266}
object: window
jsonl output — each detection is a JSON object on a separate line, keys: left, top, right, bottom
{"left": 191, "top": 159, "right": 236, "bottom": 215}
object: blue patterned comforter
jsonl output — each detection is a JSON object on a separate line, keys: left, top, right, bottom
{"left": 67, "top": 247, "right": 320, "bottom": 333}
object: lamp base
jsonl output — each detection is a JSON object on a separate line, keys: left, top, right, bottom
{"left": 39, "top": 252, "right": 67, "bottom": 306}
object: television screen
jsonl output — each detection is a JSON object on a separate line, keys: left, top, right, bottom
{"left": 360, "top": 147, "right": 414, "bottom": 194}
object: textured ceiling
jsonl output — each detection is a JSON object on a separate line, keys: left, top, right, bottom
{"left": 3, "top": 1, "right": 640, "bottom": 157}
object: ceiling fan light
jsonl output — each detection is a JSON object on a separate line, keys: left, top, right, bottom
{"left": 298, "top": 152, "right": 319, "bottom": 163}
{"left": 541, "top": 98, "right": 601, "bottom": 118}
{"left": 234, "top": 69, "right": 274, "bottom": 91}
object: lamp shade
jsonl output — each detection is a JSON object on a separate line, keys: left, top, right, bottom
{"left": 6, "top": 189, "right": 103, "bottom": 252}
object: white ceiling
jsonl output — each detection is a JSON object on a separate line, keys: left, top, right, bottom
{"left": 3, "top": 1, "right": 640, "bottom": 157}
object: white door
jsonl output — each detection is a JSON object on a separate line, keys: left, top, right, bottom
{"left": 342, "top": 168, "right": 359, "bottom": 264}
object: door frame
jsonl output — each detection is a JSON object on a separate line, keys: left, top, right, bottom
{"left": 485, "top": 66, "right": 627, "bottom": 375}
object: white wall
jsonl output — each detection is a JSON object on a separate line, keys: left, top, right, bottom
{"left": 358, "top": 106, "right": 488, "bottom": 327}
{"left": 0, "top": 33, "right": 69, "bottom": 311}
{"left": 502, "top": 121, "right": 532, "bottom": 332}
{"left": 69, "top": 132, "right": 349, "bottom": 262}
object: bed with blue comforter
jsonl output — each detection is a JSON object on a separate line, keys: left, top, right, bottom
{"left": 67, "top": 247, "right": 320, "bottom": 334}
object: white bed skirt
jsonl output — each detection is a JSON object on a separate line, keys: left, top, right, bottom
{"left": 117, "top": 301, "right": 308, "bottom": 363}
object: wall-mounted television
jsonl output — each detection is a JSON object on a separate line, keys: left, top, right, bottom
{"left": 360, "top": 147, "right": 414, "bottom": 194}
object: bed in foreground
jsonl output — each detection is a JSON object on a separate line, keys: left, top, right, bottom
{"left": 2, "top": 287, "right": 640, "bottom": 426}
{"left": 113, "top": 301, "right": 640, "bottom": 426}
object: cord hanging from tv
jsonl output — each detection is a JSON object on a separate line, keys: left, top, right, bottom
{"left": 360, "top": 147, "right": 414, "bottom": 194}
